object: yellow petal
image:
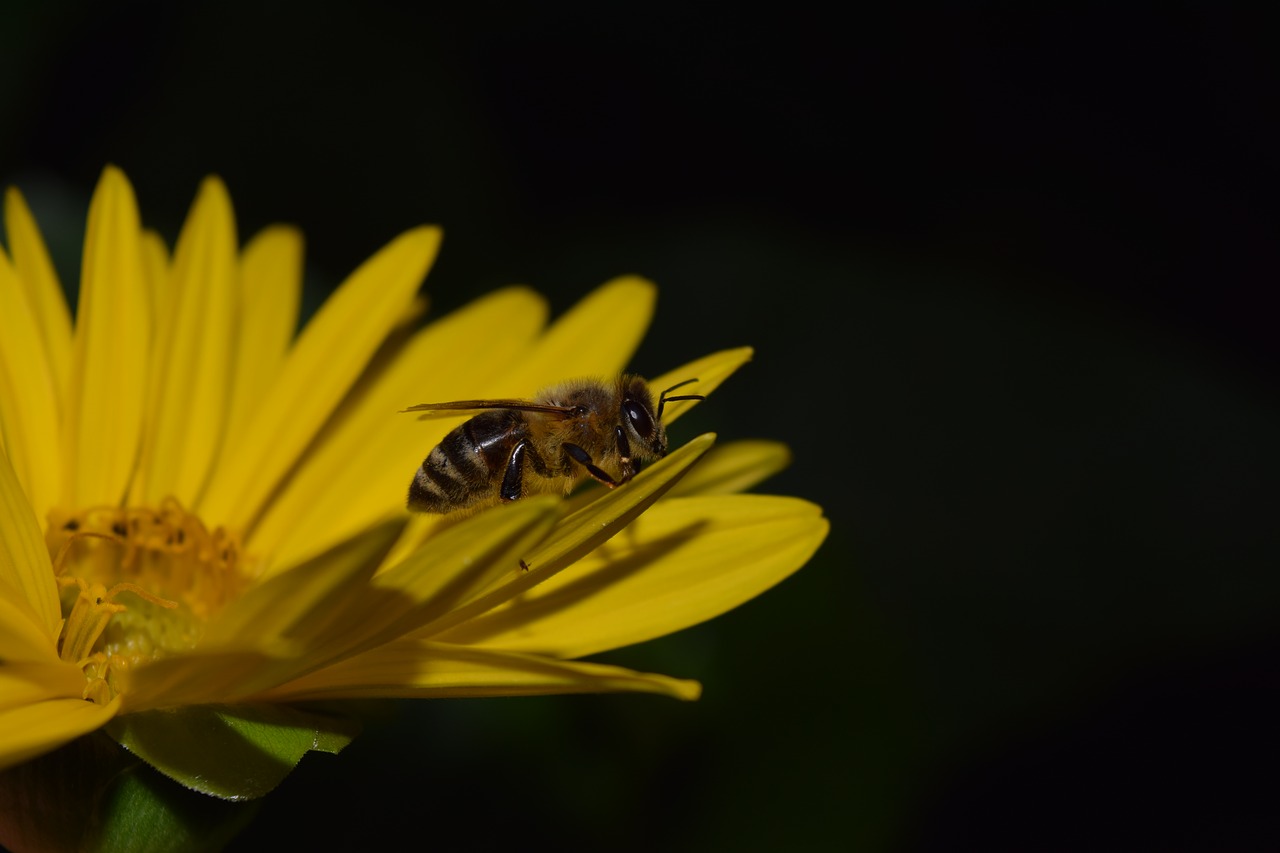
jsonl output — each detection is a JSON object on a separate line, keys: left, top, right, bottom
{"left": 0, "top": 446, "right": 59, "bottom": 640}
{"left": 231, "top": 500, "right": 556, "bottom": 695}
{"left": 0, "top": 662, "right": 86, "bottom": 711}
{"left": 263, "top": 641, "right": 700, "bottom": 702}
{"left": 481, "top": 276, "right": 655, "bottom": 397}
{"left": 438, "top": 494, "right": 828, "bottom": 658}
{"left": 223, "top": 225, "right": 303, "bottom": 443}
{"left": 199, "top": 226, "right": 442, "bottom": 531}
{"left": 0, "top": 582, "right": 61, "bottom": 665}
{"left": 202, "top": 519, "right": 403, "bottom": 651}
{"left": 0, "top": 696, "right": 120, "bottom": 773}
{"left": 123, "top": 501, "right": 552, "bottom": 709}
{"left": 0, "top": 251, "right": 62, "bottom": 520}
{"left": 650, "top": 345, "right": 754, "bottom": 425}
{"left": 4, "top": 188, "right": 72, "bottom": 405}
{"left": 415, "top": 433, "right": 716, "bottom": 639}
{"left": 119, "top": 649, "right": 288, "bottom": 713}
{"left": 249, "top": 286, "right": 546, "bottom": 568}
{"left": 348, "top": 497, "right": 559, "bottom": 652}
{"left": 379, "top": 511, "right": 444, "bottom": 573}
{"left": 264, "top": 499, "right": 555, "bottom": 686}
{"left": 65, "top": 166, "right": 150, "bottom": 508}
{"left": 134, "top": 226, "right": 173, "bottom": 491}
{"left": 132, "top": 177, "right": 238, "bottom": 505}
{"left": 139, "top": 229, "right": 171, "bottom": 329}
{"left": 663, "top": 439, "right": 792, "bottom": 497}
{"left": 124, "top": 519, "right": 404, "bottom": 710}
{"left": 127, "top": 498, "right": 542, "bottom": 712}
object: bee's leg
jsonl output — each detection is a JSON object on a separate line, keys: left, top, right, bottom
{"left": 563, "top": 443, "right": 621, "bottom": 488}
{"left": 613, "top": 425, "right": 637, "bottom": 483}
{"left": 500, "top": 440, "right": 527, "bottom": 502}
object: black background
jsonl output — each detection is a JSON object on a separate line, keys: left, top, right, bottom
{"left": 3, "top": 4, "right": 1277, "bottom": 850}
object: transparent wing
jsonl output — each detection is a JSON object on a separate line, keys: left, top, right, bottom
{"left": 400, "top": 399, "right": 576, "bottom": 416}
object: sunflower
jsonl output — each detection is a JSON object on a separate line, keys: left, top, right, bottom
{"left": 0, "top": 167, "right": 827, "bottom": 811}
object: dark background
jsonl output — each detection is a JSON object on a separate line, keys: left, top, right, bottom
{"left": 3, "top": 4, "right": 1278, "bottom": 850}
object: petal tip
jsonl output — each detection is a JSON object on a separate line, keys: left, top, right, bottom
{"left": 602, "top": 274, "right": 657, "bottom": 298}
{"left": 195, "top": 174, "right": 233, "bottom": 208}
{"left": 672, "top": 678, "right": 703, "bottom": 701}
{"left": 97, "top": 164, "right": 130, "bottom": 189}
{"left": 404, "top": 224, "right": 444, "bottom": 247}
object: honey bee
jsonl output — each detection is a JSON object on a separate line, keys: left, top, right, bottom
{"left": 404, "top": 376, "right": 704, "bottom": 514}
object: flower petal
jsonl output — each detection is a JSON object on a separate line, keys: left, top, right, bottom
{"left": 650, "top": 345, "right": 754, "bottom": 425}
{"left": 132, "top": 177, "right": 238, "bottom": 505}
{"left": 199, "top": 226, "right": 442, "bottom": 531}
{"left": 182, "top": 500, "right": 559, "bottom": 704}
{"left": 0, "top": 445, "right": 59, "bottom": 640}
{"left": 65, "top": 166, "right": 150, "bottom": 508}
{"left": 340, "top": 497, "right": 560, "bottom": 656}
{"left": 0, "top": 662, "right": 86, "bottom": 711}
{"left": 437, "top": 494, "right": 828, "bottom": 658}
{"left": 201, "top": 519, "right": 404, "bottom": 653}
{"left": 120, "top": 483, "right": 544, "bottom": 712}
{"left": 139, "top": 229, "right": 171, "bottom": 328}
{"left": 222, "top": 225, "right": 303, "bottom": 444}
{"left": 0, "top": 696, "right": 120, "bottom": 773}
{"left": 263, "top": 640, "right": 700, "bottom": 702}
{"left": 3, "top": 188, "right": 72, "bottom": 407}
{"left": 131, "top": 498, "right": 552, "bottom": 712}
{"left": 249, "top": 286, "right": 547, "bottom": 569}
{"left": 0, "top": 584, "right": 61, "bottom": 664}
{"left": 413, "top": 433, "right": 716, "bottom": 639}
{"left": 119, "top": 649, "right": 287, "bottom": 713}
{"left": 481, "top": 275, "right": 656, "bottom": 396}
{"left": 0, "top": 251, "right": 62, "bottom": 520}
{"left": 122, "top": 519, "right": 401, "bottom": 709}
{"left": 662, "top": 439, "right": 792, "bottom": 498}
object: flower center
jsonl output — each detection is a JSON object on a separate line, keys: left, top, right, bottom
{"left": 45, "top": 497, "right": 248, "bottom": 705}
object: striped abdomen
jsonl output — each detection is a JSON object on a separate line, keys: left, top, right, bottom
{"left": 407, "top": 410, "right": 530, "bottom": 513}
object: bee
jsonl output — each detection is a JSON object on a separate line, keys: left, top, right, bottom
{"left": 404, "top": 376, "right": 704, "bottom": 514}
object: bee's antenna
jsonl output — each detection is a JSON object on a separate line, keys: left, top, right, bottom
{"left": 657, "top": 378, "right": 705, "bottom": 418}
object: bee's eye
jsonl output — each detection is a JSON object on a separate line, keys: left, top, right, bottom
{"left": 623, "top": 400, "right": 655, "bottom": 439}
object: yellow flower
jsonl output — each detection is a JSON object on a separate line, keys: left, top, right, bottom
{"left": 0, "top": 166, "right": 827, "bottom": 795}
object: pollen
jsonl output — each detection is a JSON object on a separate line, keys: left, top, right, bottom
{"left": 45, "top": 498, "right": 249, "bottom": 705}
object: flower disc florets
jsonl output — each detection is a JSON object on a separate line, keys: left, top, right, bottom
{"left": 46, "top": 499, "right": 247, "bottom": 704}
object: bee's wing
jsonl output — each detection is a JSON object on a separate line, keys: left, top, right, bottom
{"left": 401, "top": 399, "right": 576, "bottom": 416}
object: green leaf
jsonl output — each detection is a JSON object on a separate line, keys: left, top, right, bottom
{"left": 0, "top": 731, "right": 257, "bottom": 853}
{"left": 97, "top": 761, "right": 261, "bottom": 853}
{"left": 106, "top": 704, "right": 361, "bottom": 800}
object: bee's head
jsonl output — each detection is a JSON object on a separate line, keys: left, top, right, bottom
{"left": 620, "top": 376, "right": 667, "bottom": 458}
{"left": 620, "top": 376, "right": 704, "bottom": 459}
